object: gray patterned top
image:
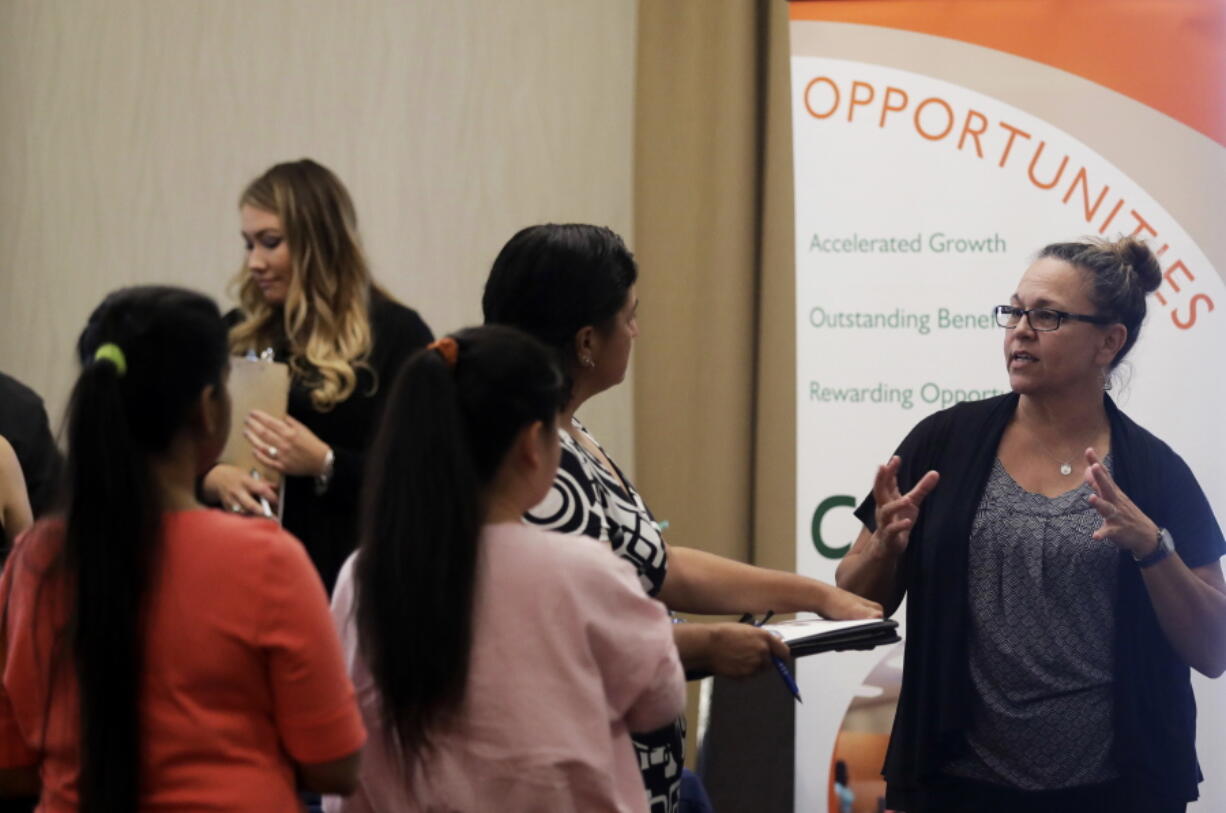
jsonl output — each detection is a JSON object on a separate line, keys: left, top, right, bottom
{"left": 946, "top": 456, "right": 1119, "bottom": 790}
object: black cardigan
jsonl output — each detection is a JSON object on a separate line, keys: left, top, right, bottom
{"left": 855, "top": 393, "right": 1225, "bottom": 807}
{"left": 224, "top": 293, "right": 433, "bottom": 593}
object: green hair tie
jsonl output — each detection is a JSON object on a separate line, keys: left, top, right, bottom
{"left": 94, "top": 343, "right": 128, "bottom": 377}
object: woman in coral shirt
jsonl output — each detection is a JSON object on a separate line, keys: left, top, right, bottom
{"left": 0, "top": 286, "right": 365, "bottom": 812}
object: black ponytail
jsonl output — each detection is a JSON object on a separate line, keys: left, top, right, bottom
{"left": 61, "top": 286, "right": 227, "bottom": 813}
{"left": 355, "top": 325, "right": 566, "bottom": 756}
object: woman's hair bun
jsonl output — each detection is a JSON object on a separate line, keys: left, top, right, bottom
{"left": 1037, "top": 235, "right": 1162, "bottom": 370}
{"left": 1114, "top": 236, "right": 1162, "bottom": 295}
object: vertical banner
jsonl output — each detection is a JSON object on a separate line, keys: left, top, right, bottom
{"left": 788, "top": 2, "right": 1226, "bottom": 811}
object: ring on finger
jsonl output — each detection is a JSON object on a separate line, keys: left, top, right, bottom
{"left": 268, "top": 446, "right": 278, "bottom": 459}
{"left": 230, "top": 504, "right": 243, "bottom": 514}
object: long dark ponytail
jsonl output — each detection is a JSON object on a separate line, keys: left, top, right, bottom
{"left": 64, "top": 286, "right": 228, "bottom": 813}
{"left": 355, "top": 325, "right": 566, "bottom": 756}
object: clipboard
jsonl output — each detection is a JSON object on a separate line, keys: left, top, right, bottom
{"left": 682, "top": 616, "right": 900, "bottom": 680}
{"left": 220, "top": 354, "right": 290, "bottom": 518}
{"left": 762, "top": 617, "right": 900, "bottom": 657}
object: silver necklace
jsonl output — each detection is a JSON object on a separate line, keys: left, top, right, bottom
{"left": 1028, "top": 431, "right": 1079, "bottom": 476}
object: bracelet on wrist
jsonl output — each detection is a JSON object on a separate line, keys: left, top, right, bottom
{"left": 1133, "top": 527, "right": 1174, "bottom": 569}
{"left": 314, "top": 448, "right": 335, "bottom": 495}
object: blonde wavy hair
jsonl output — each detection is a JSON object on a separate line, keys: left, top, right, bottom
{"left": 229, "top": 159, "right": 379, "bottom": 411}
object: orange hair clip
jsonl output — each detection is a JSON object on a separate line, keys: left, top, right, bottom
{"left": 428, "top": 337, "right": 459, "bottom": 368}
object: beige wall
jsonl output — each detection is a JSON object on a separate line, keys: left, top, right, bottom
{"left": 0, "top": 0, "right": 637, "bottom": 469}
{"left": 633, "top": 0, "right": 762, "bottom": 566}
{"left": 633, "top": 0, "right": 795, "bottom": 573}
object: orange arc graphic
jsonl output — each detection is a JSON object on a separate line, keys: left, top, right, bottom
{"left": 790, "top": 0, "right": 1226, "bottom": 149}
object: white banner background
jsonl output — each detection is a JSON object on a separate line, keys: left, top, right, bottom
{"left": 791, "top": 56, "right": 1226, "bottom": 812}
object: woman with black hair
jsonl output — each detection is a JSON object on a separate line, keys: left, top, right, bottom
{"left": 0, "top": 287, "right": 365, "bottom": 811}
{"left": 483, "top": 223, "right": 883, "bottom": 812}
{"left": 327, "top": 326, "right": 685, "bottom": 812}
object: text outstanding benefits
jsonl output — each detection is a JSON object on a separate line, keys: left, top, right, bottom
{"left": 808, "top": 306, "right": 997, "bottom": 334}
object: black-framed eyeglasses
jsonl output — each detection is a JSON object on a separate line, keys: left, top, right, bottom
{"left": 993, "top": 305, "right": 1112, "bottom": 332}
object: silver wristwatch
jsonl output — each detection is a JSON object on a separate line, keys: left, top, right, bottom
{"left": 1133, "top": 527, "right": 1174, "bottom": 568}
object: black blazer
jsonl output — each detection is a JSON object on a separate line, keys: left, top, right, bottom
{"left": 224, "top": 293, "right": 433, "bottom": 593}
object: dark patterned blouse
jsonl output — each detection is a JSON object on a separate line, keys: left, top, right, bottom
{"left": 946, "top": 456, "right": 1118, "bottom": 790}
{"left": 528, "top": 419, "right": 683, "bottom": 813}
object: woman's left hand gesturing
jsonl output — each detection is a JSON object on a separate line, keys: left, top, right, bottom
{"left": 244, "top": 409, "right": 332, "bottom": 477}
{"left": 1084, "top": 447, "right": 1160, "bottom": 557}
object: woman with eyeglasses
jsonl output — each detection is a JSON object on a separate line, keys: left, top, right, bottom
{"left": 836, "top": 237, "right": 1226, "bottom": 813}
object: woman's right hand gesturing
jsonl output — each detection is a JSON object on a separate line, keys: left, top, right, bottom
{"left": 202, "top": 464, "right": 280, "bottom": 516}
{"left": 867, "top": 456, "right": 939, "bottom": 560}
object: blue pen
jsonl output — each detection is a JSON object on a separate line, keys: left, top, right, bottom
{"left": 745, "top": 611, "right": 803, "bottom": 704}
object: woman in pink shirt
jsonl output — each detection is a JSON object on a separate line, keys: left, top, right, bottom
{"left": 327, "top": 325, "right": 685, "bottom": 812}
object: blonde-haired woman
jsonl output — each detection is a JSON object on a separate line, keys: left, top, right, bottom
{"left": 202, "top": 159, "right": 433, "bottom": 593}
